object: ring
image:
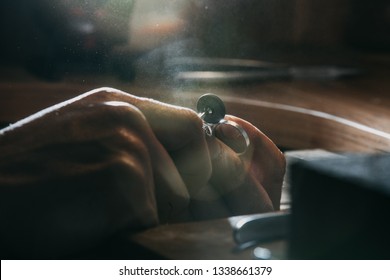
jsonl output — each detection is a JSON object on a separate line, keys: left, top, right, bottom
{"left": 202, "top": 120, "right": 250, "bottom": 154}
{"left": 217, "top": 119, "right": 250, "bottom": 155}
{"left": 197, "top": 93, "right": 250, "bottom": 154}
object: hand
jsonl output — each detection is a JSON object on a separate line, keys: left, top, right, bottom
{"left": 0, "top": 87, "right": 285, "bottom": 258}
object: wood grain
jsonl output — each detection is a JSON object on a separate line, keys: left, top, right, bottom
{"left": 1, "top": 55, "right": 390, "bottom": 152}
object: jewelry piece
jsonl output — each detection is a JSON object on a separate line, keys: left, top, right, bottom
{"left": 197, "top": 93, "right": 250, "bottom": 154}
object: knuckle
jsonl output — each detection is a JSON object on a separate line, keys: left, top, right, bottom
{"left": 66, "top": 102, "right": 148, "bottom": 141}
{"left": 83, "top": 87, "right": 129, "bottom": 102}
{"left": 95, "top": 101, "right": 148, "bottom": 129}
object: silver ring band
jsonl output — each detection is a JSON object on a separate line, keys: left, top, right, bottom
{"left": 202, "top": 119, "right": 250, "bottom": 154}
{"left": 218, "top": 119, "right": 251, "bottom": 153}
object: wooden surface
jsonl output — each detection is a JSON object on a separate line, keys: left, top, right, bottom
{"left": 1, "top": 54, "right": 390, "bottom": 152}
{"left": 1, "top": 53, "right": 390, "bottom": 259}
{"left": 128, "top": 149, "right": 333, "bottom": 260}
{"left": 131, "top": 215, "right": 287, "bottom": 260}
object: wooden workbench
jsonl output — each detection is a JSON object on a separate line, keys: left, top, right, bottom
{"left": 1, "top": 53, "right": 390, "bottom": 259}
{"left": 1, "top": 54, "right": 390, "bottom": 152}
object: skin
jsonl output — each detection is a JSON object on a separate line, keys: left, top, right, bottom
{"left": 0, "top": 87, "right": 285, "bottom": 258}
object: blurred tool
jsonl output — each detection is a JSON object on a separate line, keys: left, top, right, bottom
{"left": 230, "top": 211, "right": 290, "bottom": 251}
{"left": 168, "top": 57, "right": 360, "bottom": 83}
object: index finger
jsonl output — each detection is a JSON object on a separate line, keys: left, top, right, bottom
{"left": 132, "top": 97, "right": 213, "bottom": 194}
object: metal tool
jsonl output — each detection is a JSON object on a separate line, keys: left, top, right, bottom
{"left": 169, "top": 57, "right": 360, "bottom": 83}
{"left": 197, "top": 93, "right": 226, "bottom": 126}
{"left": 231, "top": 211, "right": 290, "bottom": 246}
{"left": 197, "top": 94, "right": 250, "bottom": 154}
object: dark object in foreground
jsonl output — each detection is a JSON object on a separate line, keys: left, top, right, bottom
{"left": 289, "top": 153, "right": 390, "bottom": 259}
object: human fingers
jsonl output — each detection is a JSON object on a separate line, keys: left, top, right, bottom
{"left": 221, "top": 115, "right": 286, "bottom": 210}
{"left": 130, "top": 97, "right": 213, "bottom": 194}
{"left": 78, "top": 88, "right": 213, "bottom": 195}
{"left": 95, "top": 89, "right": 233, "bottom": 219}
{"left": 206, "top": 133, "right": 275, "bottom": 215}
{"left": 1, "top": 96, "right": 192, "bottom": 225}
{"left": 67, "top": 89, "right": 283, "bottom": 217}
{"left": 48, "top": 88, "right": 218, "bottom": 220}
{"left": 133, "top": 102, "right": 233, "bottom": 220}
{"left": 127, "top": 95, "right": 232, "bottom": 220}
{"left": 67, "top": 100, "right": 193, "bottom": 223}
{"left": 101, "top": 88, "right": 282, "bottom": 216}
{"left": 0, "top": 102, "right": 163, "bottom": 257}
